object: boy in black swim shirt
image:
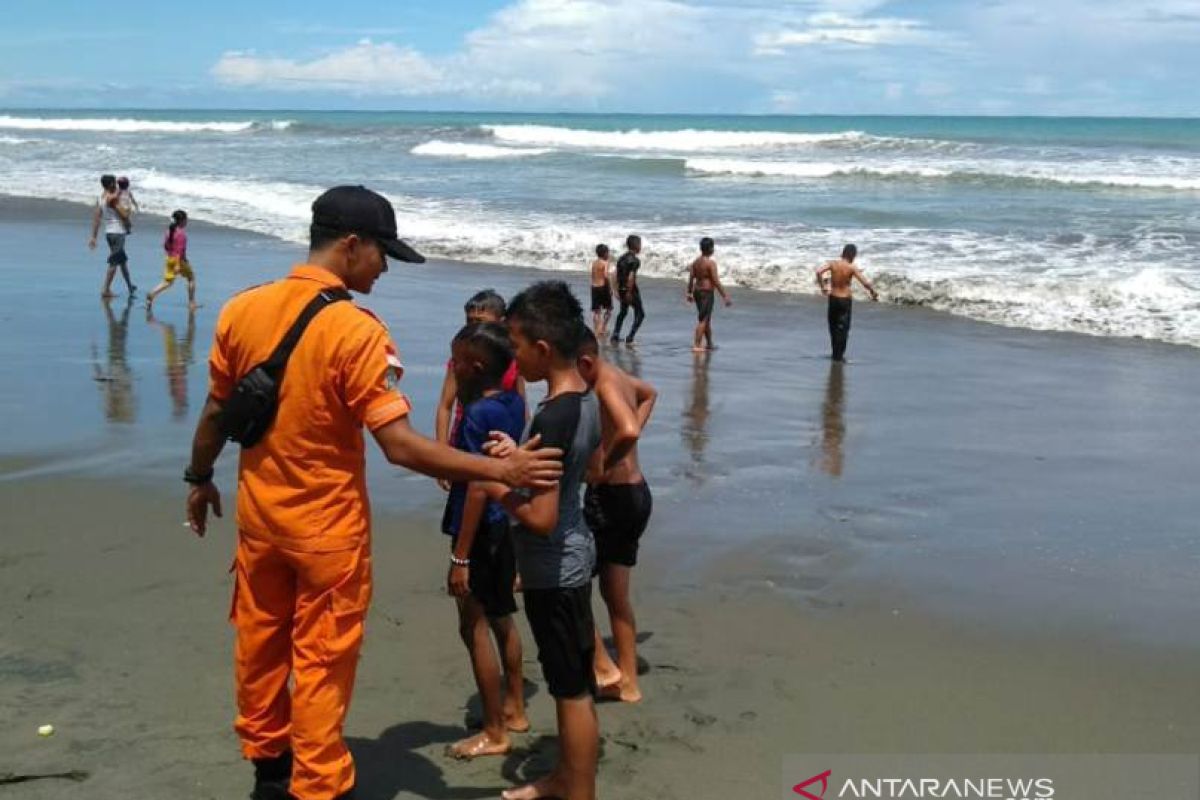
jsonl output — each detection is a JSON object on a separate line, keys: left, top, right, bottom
{"left": 578, "top": 330, "right": 657, "bottom": 703}
{"left": 611, "top": 234, "right": 645, "bottom": 345}
{"left": 476, "top": 281, "right": 602, "bottom": 800}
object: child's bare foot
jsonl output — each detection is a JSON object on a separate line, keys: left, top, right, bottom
{"left": 595, "top": 665, "right": 622, "bottom": 692}
{"left": 501, "top": 774, "right": 565, "bottom": 800}
{"left": 691, "top": 345, "right": 706, "bottom": 353}
{"left": 101, "top": 291, "right": 116, "bottom": 299}
{"left": 445, "top": 731, "right": 511, "bottom": 760}
{"left": 599, "top": 679, "right": 643, "bottom": 704}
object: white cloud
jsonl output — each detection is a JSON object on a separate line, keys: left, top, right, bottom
{"left": 754, "top": 11, "right": 932, "bottom": 54}
{"left": 212, "top": 0, "right": 702, "bottom": 99}
{"left": 212, "top": 40, "right": 444, "bottom": 94}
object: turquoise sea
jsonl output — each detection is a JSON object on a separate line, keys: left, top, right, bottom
{"left": 2, "top": 110, "right": 1198, "bottom": 344}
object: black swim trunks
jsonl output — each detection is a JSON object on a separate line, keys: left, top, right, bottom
{"left": 591, "top": 285, "right": 612, "bottom": 312}
{"left": 523, "top": 584, "right": 597, "bottom": 698}
{"left": 827, "top": 296, "right": 853, "bottom": 362}
{"left": 693, "top": 289, "right": 715, "bottom": 323}
{"left": 584, "top": 480, "right": 652, "bottom": 567}
{"left": 451, "top": 518, "right": 517, "bottom": 618}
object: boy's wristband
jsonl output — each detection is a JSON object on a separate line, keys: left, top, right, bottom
{"left": 450, "top": 554, "right": 470, "bottom": 567}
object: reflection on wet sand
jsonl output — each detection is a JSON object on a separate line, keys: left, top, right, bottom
{"left": 93, "top": 297, "right": 136, "bottom": 423}
{"left": 147, "top": 308, "right": 196, "bottom": 419}
{"left": 681, "top": 350, "right": 712, "bottom": 481}
{"left": 815, "top": 362, "right": 846, "bottom": 477}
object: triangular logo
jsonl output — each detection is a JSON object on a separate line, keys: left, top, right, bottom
{"left": 793, "top": 769, "right": 832, "bottom": 799}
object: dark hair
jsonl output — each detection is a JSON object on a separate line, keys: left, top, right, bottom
{"left": 506, "top": 280, "right": 587, "bottom": 359}
{"left": 596, "top": 244, "right": 609, "bottom": 259}
{"left": 625, "top": 234, "right": 641, "bottom": 251}
{"left": 452, "top": 322, "right": 514, "bottom": 388}
{"left": 100, "top": 174, "right": 117, "bottom": 191}
{"left": 167, "top": 209, "right": 188, "bottom": 249}
{"left": 579, "top": 326, "right": 599, "bottom": 357}
{"left": 464, "top": 289, "right": 507, "bottom": 319}
{"left": 842, "top": 243, "right": 857, "bottom": 261}
{"left": 117, "top": 176, "right": 130, "bottom": 189}
{"left": 700, "top": 237, "right": 715, "bottom": 256}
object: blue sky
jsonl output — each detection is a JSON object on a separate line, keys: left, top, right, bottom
{"left": 1, "top": 0, "right": 1196, "bottom": 115}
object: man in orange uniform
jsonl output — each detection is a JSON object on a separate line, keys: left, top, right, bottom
{"left": 183, "top": 186, "right": 563, "bottom": 800}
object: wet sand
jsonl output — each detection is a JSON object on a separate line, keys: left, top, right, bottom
{"left": 2, "top": 197, "right": 1199, "bottom": 798}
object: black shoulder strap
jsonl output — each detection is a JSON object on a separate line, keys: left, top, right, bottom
{"left": 262, "top": 287, "right": 352, "bottom": 375}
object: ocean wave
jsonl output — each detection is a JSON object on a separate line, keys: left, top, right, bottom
{"left": 4, "top": 171, "right": 1197, "bottom": 346}
{"left": 411, "top": 140, "right": 553, "bottom": 160}
{"left": 0, "top": 115, "right": 293, "bottom": 134}
{"left": 685, "top": 157, "right": 1200, "bottom": 191}
{"left": 484, "top": 124, "right": 868, "bottom": 151}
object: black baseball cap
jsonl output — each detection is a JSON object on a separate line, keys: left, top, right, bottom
{"left": 311, "top": 185, "right": 425, "bottom": 264}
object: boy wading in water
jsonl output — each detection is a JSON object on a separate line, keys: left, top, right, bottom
{"left": 578, "top": 330, "right": 657, "bottom": 703}
{"left": 476, "top": 281, "right": 602, "bottom": 800}
{"left": 816, "top": 244, "right": 878, "bottom": 362}
{"left": 685, "top": 236, "right": 732, "bottom": 352}
{"left": 589, "top": 244, "right": 614, "bottom": 338}
{"left": 443, "top": 322, "right": 530, "bottom": 759}
{"left": 610, "top": 235, "right": 645, "bottom": 346}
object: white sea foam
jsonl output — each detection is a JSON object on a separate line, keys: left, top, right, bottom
{"left": 686, "top": 158, "right": 951, "bottom": 179}
{"left": 0, "top": 116, "right": 291, "bottom": 134}
{"left": 411, "top": 140, "right": 553, "bottom": 159}
{"left": 484, "top": 124, "right": 867, "bottom": 151}
{"left": 686, "top": 156, "right": 1200, "bottom": 191}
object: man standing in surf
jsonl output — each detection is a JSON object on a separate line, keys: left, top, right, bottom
{"left": 815, "top": 244, "right": 878, "bottom": 362}
{"left": 685, "top": 237, "right": 732, "bottom": 352}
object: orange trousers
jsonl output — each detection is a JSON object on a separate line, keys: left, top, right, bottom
{"left": 231, "top": 531, "right": 372, "bottom": 800}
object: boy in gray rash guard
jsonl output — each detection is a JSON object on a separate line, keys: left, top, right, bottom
{"left": 476, "top": 280, "right": 602, "bottom": 800}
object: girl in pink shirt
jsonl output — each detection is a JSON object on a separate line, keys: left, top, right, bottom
{"left": 147, "top": 210, "right": 197, "bottom": 310}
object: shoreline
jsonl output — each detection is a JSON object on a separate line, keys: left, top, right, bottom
{"left": 2, "top": 195, "right": 1199, "bottom": 656}
{"left": 0, "top": 192, "right": 1194, "bottom": 354}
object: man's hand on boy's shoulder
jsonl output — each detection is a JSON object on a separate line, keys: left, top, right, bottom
{"left": 492, "top": 433, "right": 562, "bottom": 490}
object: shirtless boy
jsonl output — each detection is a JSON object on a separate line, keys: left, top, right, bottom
{"left": 578, "top": 330, "right": 657, "bottom": 702}
{"left": 685, "top": 237, "right": 731, "bottom": 352}
{"left": 589, "top": 244, "right": 614, "bottom": 337}
{"left": 815, "top": 243, "right": 878, "bottom": 362}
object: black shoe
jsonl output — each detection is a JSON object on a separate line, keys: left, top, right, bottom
{"left": 251, "top": 752, "right": 292, "bottom": 800}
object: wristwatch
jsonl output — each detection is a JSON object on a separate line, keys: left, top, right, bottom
{"left": 184, "top": 466, "right": 214, "bottom": 485}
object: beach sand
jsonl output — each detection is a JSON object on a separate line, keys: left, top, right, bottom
{"left": 2, "top": 197, "right": 1199, "bottom": 799}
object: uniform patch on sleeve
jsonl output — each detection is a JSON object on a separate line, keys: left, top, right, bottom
{"left": 384, "top": 345, "right": 404, "bottom": 390}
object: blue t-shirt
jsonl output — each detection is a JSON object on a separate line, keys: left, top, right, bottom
{"left": 441, "top": 389, "right": 526, "bottom": 537}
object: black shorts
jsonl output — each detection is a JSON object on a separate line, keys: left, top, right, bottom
{"left": 523, "top": 584, "right": 596, "bottom": 699}
{"left": 105, "top": 233, "right": 128, "bottom": 267}
{"left": 584, "top": 480, "right": 652, "bottom": 567}
{"left": 591, "top": 285, "right": 612, "bottom": 312}
{"left": 452, "top": 519, "right": 517, "bottom": 618}
{"left": 693, "top": 289, "right": 715, "bottom": 322}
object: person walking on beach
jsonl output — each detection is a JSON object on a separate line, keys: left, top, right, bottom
{"left": 146, "top": 210, "right": 196, "bottom": 311}
{"left": 183, "top": 186, "right": 563, "bottom": 800}
{"left": 88, "top": 174, "right": 136, "bottom": 297}
{"left": 816, "top": 244, "right": 878, "bottom": 362}
{"left": 578, "top": 329, "right": 657, "bottom": 704}
{"left": 610, "top": 235, "right": 645, "bottom": 346}
{"left": 685, "top": 237, "right": 732, "bottom": 352}
{"left": 589, "top": 244, "right": 614, "bottom": 337}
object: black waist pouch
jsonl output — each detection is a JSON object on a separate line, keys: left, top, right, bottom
{"left": 219, "top": 288, "right": 350, "bottom": 448}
